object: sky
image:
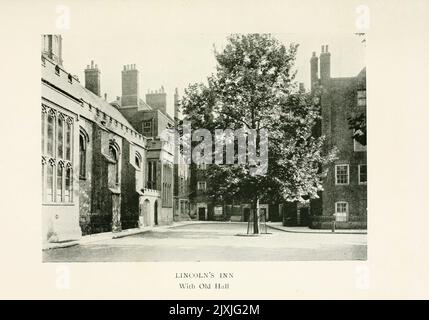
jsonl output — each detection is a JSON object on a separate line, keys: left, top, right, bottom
{"left": 61, "top": 33, "right": 365, "bottom": 117}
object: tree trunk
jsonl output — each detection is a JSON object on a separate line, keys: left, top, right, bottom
{"left": 253, "top": 196, "right": 259, "bottom": 234}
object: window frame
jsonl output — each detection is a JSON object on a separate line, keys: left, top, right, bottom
{"left": 41, "top": 104, "right": 74, "bottom": 205}
{"left": 358, "top": 164, "right": 367, "bottom": 185}
{"left": 335, "top": 201, "right": 349, "bottom": 222}
{"left": 197, "top": 181, "right": 207, "bottom": 191}
{"left": 335, "top": 164, "right": 349, "bottom": 185}
{"left": 79, "top": 129, "right": 89, "bottom": 180}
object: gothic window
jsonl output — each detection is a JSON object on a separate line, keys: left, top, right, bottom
{"left": 135, "top": 152, "right": 142, "bottom": 169}
{"left": 57, "top": 115, "right": 64, "bottom": 158}
{"left": 47, "top": 112, "right": 54, "bottom": 157}
{"left": 41, "top": 105, "right": 73, "bottom": 203}
{"left": 65, "top": 164, "right": 72, "bottom": 202}
{"left": 79, "top": 130, "right": 88, "bottom": 179}
{"left": 46, "top": 162, "right": 54, "bottom": 202}
{"left": 65, "top": 121, "right": 72, "bottom": 161}
{"left": 109, "top": 145, "right": 119, "bottom": 186}
{"left": 57, "top": 163, "right": 63, "bottom": 201}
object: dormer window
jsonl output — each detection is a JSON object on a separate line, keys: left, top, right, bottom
{"left": 68, "top": 73, "right": 72, "bottom": 83}
{"left": 55, "top": 65, "right": 60, "bottom": 75}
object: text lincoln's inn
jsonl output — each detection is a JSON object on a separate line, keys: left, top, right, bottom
{"left": 41, "top": 35, "right": 190, "bottom": 245}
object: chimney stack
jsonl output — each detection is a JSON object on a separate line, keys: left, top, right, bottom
{"left": 146, "top": 86, "right": 167, "bottom": 115}
{"left": 320, "top": 44, "right": 331, "bottom": 83}
{"left": 174, "top": 87, "right": 182, "bottom": 120}
{"left": 42, "top": 35, "right": 63, "bottom": 66}
{"left": 310, "top": 51, "right": 319, "bottom": 91}
{"left": 84, "top": 60, "right": 101, "bottom": 96}
{"left": 121, "top": 63, "right": 139, "bottom": 106}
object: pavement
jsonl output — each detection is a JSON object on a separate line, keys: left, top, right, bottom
{"left": 43, "top": 222, "right": 367, "bottom": 262}
{"left": 266, "top": 222, "right": 367, "bottom": 234}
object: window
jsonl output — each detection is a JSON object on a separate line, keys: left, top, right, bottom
{"left": 41, "top": 105, "right": 73, "bottom": 203}
{"left": 353, "top": 137, "right": 366, "bottom": 152}
{"left": 197, "top": 181, "right": 207, "bottom": 191}
{"left": 335, "top": 164, "right": 349, "bottom": 185}
{"left": 162, "top": 163, "right": 173, "bottom": 207}
{"left": 79, "top": 131, "right": 87, "bottom": 179}
{"left": 146, "top": 160, "right": 157, "bottom": 189}
{"left": 357, "top": 90, "right": 366, "bottom": 106}
{"left": 143, "top": 121, "right": 152, "bottom": 136}
{"left": 359, "top": 164, "right": 367, "bottom": 184}
{"left": 135, "top": 152, "right": 142, "bottom": 169}
{"left": 109, "top": 145, "right": 119, "bottom": 186}
{"left": 335, "top": 202, "right": 348, "bottom": 222}
{"left": 197, "top": 163, "right": 207, "bottom": 170}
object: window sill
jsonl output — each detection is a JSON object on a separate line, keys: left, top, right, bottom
{"left": 42, "top": 203, "right": 75, "bottom": 206}
{"left": 79, "top": 176, "right": 86, "bottom": 181}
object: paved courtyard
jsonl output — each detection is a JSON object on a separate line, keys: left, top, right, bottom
{"left": 43, "top": 222, "right": 367, "bottom": 262}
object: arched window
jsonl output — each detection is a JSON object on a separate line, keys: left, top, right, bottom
{"left": 79, "top": 129, "right": 89, "bottom": 179}
{"left": 109, "top": 145, "right": 119, "bottom": 186}
{"left": 135, "top": 152, "right": 142, "bottom": 169}
{"left": 41, "top": 105, "right": 74, "bottom": 204}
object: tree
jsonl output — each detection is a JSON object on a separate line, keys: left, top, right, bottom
{"left": 348, "top": 112, "right": 367, "bottom": 146}
{"left": 181, "top": 34, "right": 336, "bottom": 233}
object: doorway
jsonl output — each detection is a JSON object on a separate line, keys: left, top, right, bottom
{"left": 243, "top": 208, "right": 251, "bottom": 222}
{"left": 154, "top": 200, "right": 158, "bottom": 225}
{"left": 198, "top": 207, "right": 206, "bottom": 221}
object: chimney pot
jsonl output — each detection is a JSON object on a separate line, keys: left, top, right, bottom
{"left": 325, "top": 45, "right": 329, "bottom": 52}
{"left": 91, "top": 60, "right": 94, "bottom": 68}
{"left": 321, "top": 45, "right": 324, "bottom": 53}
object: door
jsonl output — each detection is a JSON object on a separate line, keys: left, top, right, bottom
{"left": 154, "top": 200, "right": 158, "bottom": 225}
{"left": 243, "top": 208, "right": 250, "bottom": 222}
{"left": 299, "top": 207, "right": 310, "bottom": 226}
{"left": 198, "top": 207, "right": 206, "bottom": 221}
{"left": 260, "top": 208, "right": 267, "bottom": 221}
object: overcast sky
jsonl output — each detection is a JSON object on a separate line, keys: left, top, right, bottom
{"left": 61, "top": 33, "right": 365, "bottom": 117}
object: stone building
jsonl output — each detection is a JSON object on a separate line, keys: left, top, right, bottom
{"left": 41, "top": 35, "right": 186, "bottom": 245}
{"left": 286, "top": 44, "right": 367, "bottom": 229}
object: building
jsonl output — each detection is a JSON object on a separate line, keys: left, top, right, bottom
{"left": 41, "top": 35, "right": 188, "bottom": 246}
{"left": 304, "top": 45, "right": 367, "bottom": 229}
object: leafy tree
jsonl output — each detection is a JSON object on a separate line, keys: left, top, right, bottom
{"left": 181, "top": 34, "right": 336, "bottom": 233}
{"left": 348, "top": 112, "right": 366, "bottom": 146}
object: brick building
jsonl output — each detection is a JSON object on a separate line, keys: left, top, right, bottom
{"left": 284, "top": 45, "right": 367, "bottom": 229}
{"left": 41, "top": 35, "right": 189, "bottom": 245}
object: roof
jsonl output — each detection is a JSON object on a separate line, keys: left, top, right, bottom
{"left": 42, "top": 56, "right": 136, "bottom": 131}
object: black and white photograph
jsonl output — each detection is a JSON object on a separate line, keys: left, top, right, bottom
{"left": 1, "top": 0, "right": 429, "bottom": 302}
{"left": 41, "top": 33, "right": 367, "bottom": 262}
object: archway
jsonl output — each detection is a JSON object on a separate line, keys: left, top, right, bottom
{"left": 154, "top": 200, "right": 158, "bottom": 226}
{"left": 140, "top": 199, "right": 150, "bottom": 227}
